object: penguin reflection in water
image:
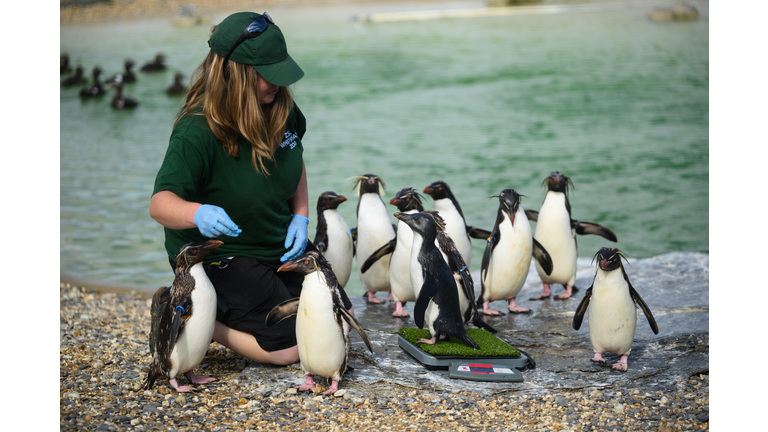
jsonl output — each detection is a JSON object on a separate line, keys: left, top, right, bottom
{"left": 396, "top": 211, "right": 480, "bottom": 349}
{"left": 267, "top": 251, "right": 373, "bottom": 395}
{"left": 144, "top": 239, "right": 222, "bottom": 392}
{"left": 572, "top": 248, "right": 659, "bottom": 371}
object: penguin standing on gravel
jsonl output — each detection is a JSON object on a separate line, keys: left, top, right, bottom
{"left": 479, "top": 189, "right": 553, "bottom": 315}
{"left": 572, "top": 247, "right": 658, "bottom": 371}
{"left": 527, "top": 171, "right": 617, "bottom": 300}
{"left": 396, "top": 211, "right": 479, "bottom": 349}
{"left": 144, "top": 239, "right": 223, "bottom": 392}
{"left": 361, "top": 187, "right": 424, "bottom": 317}
{"left": 267, "top": 251, "right": 373, "bottom": 395}
{"left": 423, "top": 180, "right": 491, "bottom": 270}
{"left": 313, "top": 191, "right": 354, "bottom": 288}
{"left": 351, "top": 174, "right": 396, "bottom": 304}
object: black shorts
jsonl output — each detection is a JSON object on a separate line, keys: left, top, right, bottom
{"left": 169, "top": 241, "right": 353, "bottom": 352}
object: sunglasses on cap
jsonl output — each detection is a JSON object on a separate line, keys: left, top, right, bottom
{"left": 223, "top": 12, "right": 275, "bottom": 66}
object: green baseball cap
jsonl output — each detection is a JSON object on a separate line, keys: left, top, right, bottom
{"left": 208, "top": 12, "right": 304, "bottom": 87}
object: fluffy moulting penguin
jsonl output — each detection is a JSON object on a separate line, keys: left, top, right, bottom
{"left": 423, "top": 180, "right": 491, "bottom": 271}
{"left": 267, "top": 251, "right": 373, "bottom": 395}
{"left": 144, "top": 239, "right": 223, "bottom": 392}
{"left": 572, "top": 247, "right": 659, "bottom": 371}
{"left": 527, "top": 171, "right": 618, "bottom": 300}
{"left": 313, "top": 191, "right": 354, "bottom": 288}
{"left": 350, "top": 174, "right": 396, "bottom": 304}
{"left": 479, "top": 189, "right": 553, "bottom": 315}
{"left": 395, "top": 211, "right": 479, "bottom": 349}
{"left": 361, "top": 187, "right": 424, "bottom": 317}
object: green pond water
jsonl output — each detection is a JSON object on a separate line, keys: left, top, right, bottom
{"left": 60, "top": 0, "right": 709, "bottom": 295}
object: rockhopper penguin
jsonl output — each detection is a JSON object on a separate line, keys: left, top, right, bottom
{"left": 527, "top": 171, "right": 617, "bottom": 300}
{"left": 395, "top": 211, "right": 479, "bottom": 349}
{"left": 313, "top": 191, "right": 354, "bottom": 288}
{"left": 360, "top": 187, "right": 424, "bottom": 317}
{"left": 350, "top": 174, "right": 396, "bottom": 304}
{"left": 144, "top": 239, "right": 222, "bottom": 392}
{"left": 479, "top": 189, "right": 553, "bottom": 315}
{"left": 423, "top": 180, "right": 491, "bottom": 271}
{"left": 267, "top": 251, "right": 373, "bottom": 395}
{"left": 572, "top": 247, "right": 658, "bottom": 371}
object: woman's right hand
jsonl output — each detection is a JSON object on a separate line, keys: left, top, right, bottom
{"left": 194, "top": 205, "right": 242, "bottom": 238}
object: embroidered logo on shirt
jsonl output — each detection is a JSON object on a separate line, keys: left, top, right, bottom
{"left": 280, "top": 131, "right": 299, "bottom": 149}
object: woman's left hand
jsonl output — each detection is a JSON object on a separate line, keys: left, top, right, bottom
{"left": 281, "top": 215, "right": 309, "bottom": 262}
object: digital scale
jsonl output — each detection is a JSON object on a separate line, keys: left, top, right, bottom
{"left": 398, "top": 334, "right": 534, "bottom": 382}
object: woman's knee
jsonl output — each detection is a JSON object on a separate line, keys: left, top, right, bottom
{"left": 268, "top": 345, "right": 299, "bottom": 365}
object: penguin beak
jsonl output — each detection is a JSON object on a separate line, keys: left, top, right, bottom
{"left": 203, "top": 239, "right": 224, "bottom": 250}
{"left": 601, "top": 259, "right": 608, "bottom": 269}
{"left": 389, "top": 197, "right": 401, "bottom": 205}
{"left": 277, "top": 261, "right": 298, "bottom": 272}
{"left": 336, "top": 195, "right": 348, "bottom": 203}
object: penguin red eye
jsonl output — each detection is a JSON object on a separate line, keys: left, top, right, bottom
{"left": 303, "top": 260, "right": 309, "bottom": 264}
{"left": 191, "top": 250, "right": 198, "bottom": 255}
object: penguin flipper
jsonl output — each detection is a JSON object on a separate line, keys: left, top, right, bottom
{"left": 572, "top": 285, "right": 593, "bottom": 330}
{"left": 472, "top": 315, "right": 498, "bottom": 333}
{"left": 169, "top": 301, "right": 189, "bottom": 354}
{"left": 360, "top": 238, "right": 396, "bottom": 273}
{"left": 525, "top": 209, "right": 539, "bottom": 222}
{"left": 466, "top": 226, "right": 491, "bottom": 240}
{"left": 414, "top": 282, "right": 437, "bottom": 330}
{"left": 532, "top": 238, "right": 554, "bottom": 275}
{"left": 314, "top": 234, "right": 328, "bottom": 254}
{"left": 339, "top": 307, "right": 374, "bottom": 353}
{"left": 628, "top": 284, "right": 659, "bottom": 335}
{"left": 265, "top": 298, "right": 300, "bottom": 327}
{"left": 572, "top": 220, "right": 618, "bottom": 242}
{"left": 149, "top": 285, "right": 171, "bottom": 356}
{"left": 454, "top": 328, "right": 480, "bottom": 350}
{"left": 350, "top": 227, "right": 357, "bottom": 256}
{"left": 480, "top": 228, "right": 498, "bottom": 286}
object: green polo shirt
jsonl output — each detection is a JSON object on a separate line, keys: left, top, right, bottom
{"left": 153, "top": 104, "right": 305, "bottom": 263}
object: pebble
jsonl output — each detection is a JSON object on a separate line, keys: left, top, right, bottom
{"left": 59, "top": 283, "right": 710, "bottom": 431}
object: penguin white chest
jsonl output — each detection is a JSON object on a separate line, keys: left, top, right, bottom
{"left": 322, "top": 209, "right": 353, "bottom": 287}
{"left": 534, "top": 192, "right": 577, "bottom": 285}
{"left": 588, "top": 269, "right": 637, "bottom": 356}
{"left": 484, "top": 209, "right": 532, "bottom": 301}
{"left": 169, "top": 264, "right": 217, "bottom": 377}
{"left": 357, "top": 194, "right": 396, "bottom": 290}
{"left": 409, "top": 235, "right": 426, "bottom": 297}
{"left": 295, "top": 273, "right": 348, "bottom": 380}
{"left": 390, "top": 214, "right": 417, "bottom": 302}
{"left": 434, "top": 199, "right": 472, "bottom": 268}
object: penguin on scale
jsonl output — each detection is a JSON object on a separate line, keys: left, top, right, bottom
{"left": 144, "top": 239, "right": 223, "bottom": 392}
{"left": 423, "top": 180, "right": 491, "bottom": 270}
{"left": 360, "top": 187, "right": 424, "bottom": 317}
{"left": 526, "top": 171, "right": 618, "bottom": 300}
{"left": 395, "top": 211, "right": 480, "bottom": 349}
{"left": 572, "top": 247, "right": 659, "bottom": 371}
{"left": 350, "top": 174, "right": 396, "bottom": 304}
{"left": 479, "top": 189, "right": 553, "bottom": 315}
{"left": 313, "top": 191, "right": 354, "bottom": 288}
{"left": 267, "top": 251, "right": 373, "bottom": 395}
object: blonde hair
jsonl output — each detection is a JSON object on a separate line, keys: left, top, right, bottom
{"left": 177, "top": 29, "right": 295, "bottom": 175}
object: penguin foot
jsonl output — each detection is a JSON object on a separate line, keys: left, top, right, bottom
{"left": 481, "top": 308, "right": 503, "bottom": 316}
{"left": 531, "top": 283, "right": 552, "bottom": 300}
{"left": 612, "top": 356, "right": 629, "bottom": 372}
{"left": 185, "top": 371, "right": 215, "bottom": 384}
{"left": 297, "top": 375, "right": 316, "bottom": 391}
{"left": 169, "top": 378, "right": 196, "bottom": 393}
{"left": 417, "top": 337, "right": 438, "bottom": 345}
{"left": 554, "top": 285, "right": 574, "bottom": 300}
{"left": 590, "top": 353, "right": 607, "bottom": 364}
{"left": 392, "top": 302, "right": 410, "bottom": 317}
{"left": 322, "top": 381, "right": 340, "bottom": 395}
{"left": 508, "top": 299, "right": 530, "bottom": 314}
{"left": 387, "top": 292, "right": 395, "bottom": 302}
{"left": 363, "top": 292, "right": 385, "bottom": 305}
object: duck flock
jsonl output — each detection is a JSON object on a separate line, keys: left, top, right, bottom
{"left": 60, "top": 53, "right": 188, "bottom": 109}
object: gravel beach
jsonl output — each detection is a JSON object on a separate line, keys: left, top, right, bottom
{"left": 60, "top": 283, "right": 709, "bottom": 431}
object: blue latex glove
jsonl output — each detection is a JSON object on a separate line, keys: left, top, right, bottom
{"left": 194, "top": 204, "right": 242, "bottom": 238}
{"left": 281, "top": 215, "right": 309, "bottom": 262}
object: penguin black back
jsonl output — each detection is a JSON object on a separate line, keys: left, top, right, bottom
{"left": 314, "top": 191, "right": 347, "bottom": 252}
{"left": 396, "top": 212, "right": 480, "bottom": 349}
